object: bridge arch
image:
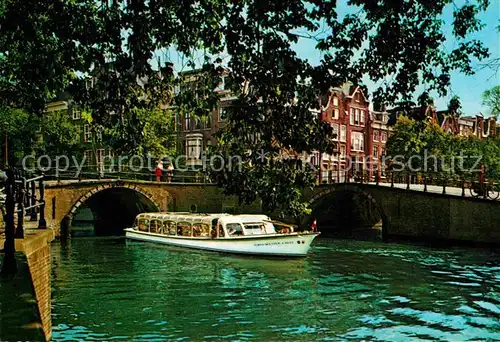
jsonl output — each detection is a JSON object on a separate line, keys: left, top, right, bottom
{"left": 62, "top": 182, "right": 162, "bottom": 237}
{"left": 305, "top": 184, "right": 389, "bottom": 239}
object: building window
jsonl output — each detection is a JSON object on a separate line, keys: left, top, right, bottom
{"left": 83, "top": 124, "right": 91, "bottom": 142}
{"left": 72, "top": 107, "right": 81, "bottom": 120}
{"left": 351, "top": 132, "right": 364, "bottom": 151}
{"left": 185, "top": 134, "right": 203, "bottom": 165}
{"left": 219, "top": 108, "right": 227, "bottom": 121}
{"left": 373, "top": 146, "right": 379, "bottom": 158}
{"left": 333, "top": 108, "right": 339, "bottom": 120}
{"left": 215, "top": 76, "right": 226, "bottom": 92}
{"left": 203, "top": 114, "right": 212, "bottom": 129}
{"left": 340, "top": 125, "right": 347, "bottom": 142}
{"left": 331, "top": 123, "right": 339, "bottom": 140}
{"left": 84, "top": 150, "right": 92, "bottom": 165}
{"left": 333, "top": 96, "right": 339, "bottom": 107}
{"left": 340, "top": 145, "right": 346, "bottom": 159}
{"left": 374, "top": 130, "right": 379, "bottom": 141}
{"left": 174, "top": 112, "right": 179, "bottom": 132}
{"left": 184, "top": 113, "right": 191, "bottom": 131}
{"left": 193, "top": 118, "right": 202, "bottom": 130}
{"left": 350, "top": 109, "right": 355, "bottom": 125}
{"left": 360, "top": 110, "right": 365, "bottom": 123}
{"left": 96, "top": 149, "right": 105, "bottom": 170}
{"left": 187, "top": 140, "right": 201, "bottom": 159}
{"left": 381, "top": 131, "right": 388, "bottom": 142}
{"left": 355, "top": 109, "right": 360, "bottom": 124}
{"left": 96, "top": 126, "right": 103, "bottom": 142}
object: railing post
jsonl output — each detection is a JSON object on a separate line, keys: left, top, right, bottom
{"left": 391, "top": 171, "right": 394, "bottom": 188}
{"left": 1, "top": 168, "right": 17, "bottom": 274}
{"left": 30, "top": 180, "right": 37, "bottom": 221}
{"left": 38, "top": 175, "right": 46, "bottom": 229}
{"left": 14, "top": 177, "right": 26, "bottom": 238}
{"left": 424, "top": 175, "right": 428, "bottom": 192}
{"left": 406, "top": 173, "right": 410, "bottom": 190}
{"left": 461, "top": 179, "right": 465, "bottom": 197}
{"left": 442, "top": 175, "right": 446, "bottom": 195}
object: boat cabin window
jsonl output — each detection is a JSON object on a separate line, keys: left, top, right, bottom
{"left": 193, "top": 223, "right": 210, "bottom": 237}
{"left": 218, "top": 224, "right": 225, "bottom": 237}
{"left": 226, "top": 223, "right": 244, "bottom": 236}
{"left": 164, "top": 220, "right": 176, "bottom": 235}
{"left": 244, "top": 223, "right": 266, "bottom": 235}
{"left": 138, "top": 218, "right": 149, "bottom": 232}
{"left": 177, "top": 222, "right": 192, "bottom": 236}
{"left": 211, "top": 219, "right": 217, "bottom": 238}
{"left": 150, "top": 219, "right": 161, "bottom": 234}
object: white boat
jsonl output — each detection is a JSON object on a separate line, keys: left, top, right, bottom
{"left": 124, "top": 212, "right": 320, "bottom": 257}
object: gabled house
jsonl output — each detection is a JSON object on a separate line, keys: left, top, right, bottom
{"left": 440, "top": 113, "right": 497, "bottom": 138}
{"left": 318, "top": 82, "right": 371, "bottom": 183}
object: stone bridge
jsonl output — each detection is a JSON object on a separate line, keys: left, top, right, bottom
{"left": 44, "top": 179, "right": 263, "bottom": 236}
{"left": 44, "top": 179, "right": 500, "bottom": 244}
{"left": 304, "top": 183, "right": 500, "bottom": 244}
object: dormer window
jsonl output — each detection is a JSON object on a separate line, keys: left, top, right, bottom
{"left": 333, "top": 96, "right": 339, "bottom": 107}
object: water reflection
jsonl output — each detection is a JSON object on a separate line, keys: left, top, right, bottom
{"left": 52, "top": 237, "right": 500, "bottom": 341}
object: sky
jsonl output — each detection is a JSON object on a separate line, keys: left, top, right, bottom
{"left": 159, "top": 0, "right": 499, "bottom": 117}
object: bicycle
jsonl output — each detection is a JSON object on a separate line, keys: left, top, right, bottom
{"left": 469, "top": 180, "right": 500, "bottom": 200}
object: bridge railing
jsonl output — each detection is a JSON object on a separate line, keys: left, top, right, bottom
{"left": 1, "top": 168, "right": 47, "bottom": 274}
{"left": 40, "top": 165, "right": 500, "bottom": 200}
{"left": 317, "top": 170, "right": 500, "bottom": 200}
{"left": 43, "top": 165, "right": 213, "bottom": 184}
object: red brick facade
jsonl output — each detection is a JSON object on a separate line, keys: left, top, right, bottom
{"left": 318, "top": 83, "right": 372, "bottom": 183}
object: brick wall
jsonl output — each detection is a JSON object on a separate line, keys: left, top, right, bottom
{"left": 26, "top": 241, "right": 52, "bottom": 341}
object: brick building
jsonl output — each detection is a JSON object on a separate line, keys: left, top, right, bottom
{"left": 44, "top": 93, "right": 111, "bottom": 170}
{"left": 440, "top": 113, "right": 498, "bottom": 138}
{"left": 176, "top": 69, "right": 232, "bottom": 168}
{"left": 370, "top": 110, "right": 393, "bottom": 180}
{"left": 318, "top": 83, "right": 372, "bottom": 183}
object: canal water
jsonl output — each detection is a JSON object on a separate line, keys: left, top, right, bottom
{"left": 51, "top": 237, "right": 500, "bottom": 341}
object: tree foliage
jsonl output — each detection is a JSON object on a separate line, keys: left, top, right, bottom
{"left": 0, "top": 106, "right": 39, "bottom": 166}
{"left": 387, "top": 115, "right": 500, "bottom": 180}
{"left": 39, "top": 110, "right": 82, "bottom": 156}
{"left": 0, "top": 0, "right": 493, "bottom": 218}
{"left": 105, "top": 106, "right": 176, "bottom": 158}
{"left": 482, "top": 85, "right": 500, "bottom": 119}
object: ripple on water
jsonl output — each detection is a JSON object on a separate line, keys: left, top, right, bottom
{"left": 51, "top": 237, "right": 500, "bottom": 341}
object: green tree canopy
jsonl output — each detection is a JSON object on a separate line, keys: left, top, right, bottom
{"left": 482, "top": 85, "right": 500, "bottom": 119}
{"left": 387, "top": 115, "right": 500, "bottom": 180}
{"left": 0, "top": 0, "right": 492, "bottom": 217}
{"left": 37, "top": 109, "right": 83, "bottom": 162}
{"left": 0, "top": 106, "right": 39, "bottom": 167}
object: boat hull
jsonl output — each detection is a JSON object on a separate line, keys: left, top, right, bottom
{"left": 124, "top": 229, "right": 319, "bottom": 257}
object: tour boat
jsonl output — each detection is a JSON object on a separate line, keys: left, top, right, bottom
{"left": 124, "top": 213, "right": 320, "bottom": 257}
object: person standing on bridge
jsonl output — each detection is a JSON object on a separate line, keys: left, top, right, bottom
{"left": 166, "top": 163, "right": 174, "bottom": 183}
{"left": 155, "top": 160, "right": 163, "bottom": 182}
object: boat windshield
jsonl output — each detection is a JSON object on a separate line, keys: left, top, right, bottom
{"left": 226, "top": 223, "right": 244, "bottom": 236}
{"left": 243, "top": 223, "right": 267, "bottom": 235}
